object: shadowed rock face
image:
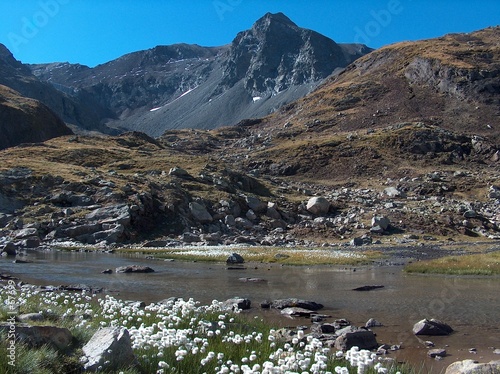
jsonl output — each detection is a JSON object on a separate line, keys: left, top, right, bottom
{"left": 27, "top": 12, "right": 371, "bottom": 136}
{"left": 0, "top": 85, "right": 73, "bottom": 150}
{"left": 0, "top": 44, "right": 112, "bottom": 134}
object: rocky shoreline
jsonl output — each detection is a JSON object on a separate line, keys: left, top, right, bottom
{"left": 1, "top": 162, "right": 499, "bottom": 256}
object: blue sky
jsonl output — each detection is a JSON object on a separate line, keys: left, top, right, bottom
{"left": 1, "top": 0, "right": 499, "bottom": 67}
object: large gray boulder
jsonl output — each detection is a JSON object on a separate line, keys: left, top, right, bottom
{"left": 245, "top": 196, "right": 267, "bottom": 213}
{"left": 222, "top": 297, "right": 251, "bottom": 311}
{"left": 306, "top": 197, "right": 330, "bottom": 215}
{"left": 82, "top": 327, "right": 137, "bottom": 372}
{"left": 371, "top": 216, "right": 390, "bottom": 231}
{"left": 86, "top": 204, "right": 131, "bottom": 226}
{"left": 115, "top": 265, "right": 154, "bottom": 273}
{"left": 384, "top": 186, "right": 405, "bottom": 198}
{"left": 335, "top": 330, "right": 379, "bottom": 351}
{"left": 413, "top": 318, "right": 453, "bottom": 336}
{"left": 189, "top": 201, "right": 213, "bottom": 223}
{"left": 0, "top": 323, "right": 72, "bottom": 350}
{"left": 445, "top": 359, "right": 500, "bottom": 374}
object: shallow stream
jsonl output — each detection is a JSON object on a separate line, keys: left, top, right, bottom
{"left": 1, "top": 249, "right": 499, "bottom": 372}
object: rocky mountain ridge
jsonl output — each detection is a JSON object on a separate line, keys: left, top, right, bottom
{"left": 0, "top": 26, "right": 499, "bottom": 252}
{"left": 0, "top": 44, "right": 114, "bottom": 134}
{"left": 28, "top": 12, "right": 371, "bottom": 136}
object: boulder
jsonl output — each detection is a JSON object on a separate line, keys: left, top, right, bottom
{"left": 14, "top": 228, "right": 38, "bottom": 239}
{"left": 180, "top": 232, "right": 200, "bottom": 243}
{"left": 226, "top": 253, "right": 245, "bottom": 264}
{"left": 371, "top": 216, "right": 390, "bottom": 231}
{"left": 82, "top": 327, "right": 137, "bottom": 372}
{"left": 334, "top": 330, "right": 379, "bottom": 351}
{"left": 169, "top": 166, "right": 190, "bottom": 178}
{"left": 384, "top": 187, "right": 405, "bottom": 198}
{"left": 1, "top": 242, "right": 18, "bottom": 256}
{"left": 189, "top": 201, "right": 212, "bottom": 223}
{"left": 246, "top": 209, "right": 258, "bottom": 221}
{"left": 0, "top": 213, "right": 13, "bottom": 228}
{"left": 222, "top": 297, "right": 251, "bottom": 311}
{"left": 0, "top": 323, "right": 72, "bottom": 350}
{"left": 63, "top": 223, "right": 102, "bottom": 238}
{"left": 280, "top": 307, "right": 317, "bottom": 317}
{"left": 92, "top": 224, "right": 124, "bottom": 244}
{"left": 488, "top": 185, "right": 500, "bottom": 199}
{"left": 365, "top": 318, "right": 383, "bottom": 328}
{"left": 445, "top": 359, "right": 500, "bottom": 374}
{"left": 20, "top": 237, "right": 41, "bottom": 248}
{"left": 306, "top": 197, "right": 330, "bottom": 215}
{"left": 428, "top": 348, "right": 447, "bottom": 358}
{"left": 85, "top": 204, "right": 130, "bottom": 226}
{"left": 245, "top": 196, "right": 267, "bottom": 213}
{"left": 225, "top": 215, "right": 236, "bottom": 227}
{"left": 350, "top": 236, "right": 372, "bottom": 246}
{"left": 413, "top": 318, "right": 453, "bottom": 336}
{"left": 266, "top": 203, "right": 282, "bottom": 219}
{"left": 269, "top": 298, "right": 323, "bottom": 311}
{"left": 0, "top": 192, "right": 24, "bottom": 214}
{"left": 50, "top": 192, "right": 93, "bottom": 207}
{"left": 235, "top": 217, "right": 254, "bottom": 229}
{"left": 115, "top": 265, "right": 154, "bottom": 273}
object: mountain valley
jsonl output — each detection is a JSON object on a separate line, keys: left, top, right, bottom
{"left": 0, "top": 16, "right": 498, "bottom": 252}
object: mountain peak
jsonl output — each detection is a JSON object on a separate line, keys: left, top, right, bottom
{"left": 254, "top": 12, "right": 297, "bottom": 28}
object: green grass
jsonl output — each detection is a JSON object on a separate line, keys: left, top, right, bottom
{"left": 404, "top": 250, "right": 500, "bottom": 275}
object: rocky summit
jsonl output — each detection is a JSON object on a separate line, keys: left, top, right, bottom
{"left": 0, "top": 20, "right": 499, "bottom": 251}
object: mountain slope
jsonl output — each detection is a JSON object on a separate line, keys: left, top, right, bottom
{"left": 30, "top": 12, "right": 371, "bottom": 136}
{"left": 0, "top": 44, "right": 114, "bottom": 134}
{"left": 262, "top": 26, "right": 500, "bottom": 142}
{"left": 0, "top": 84, "right": 73, "bottom": 150}
{"left": 210, "top": 27, "right": 500, "bottom": 184}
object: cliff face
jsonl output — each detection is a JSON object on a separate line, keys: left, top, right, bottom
{"left": 0, "top": 84, "right": 73, "bottom": 150}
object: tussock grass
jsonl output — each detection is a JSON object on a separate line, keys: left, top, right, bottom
{"left": 404, "top": 250, "right": 500, "bottom": 275}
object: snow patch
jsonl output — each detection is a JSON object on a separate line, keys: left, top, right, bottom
{"left": 179, "top": 87, "right": 196, "bottom": 98}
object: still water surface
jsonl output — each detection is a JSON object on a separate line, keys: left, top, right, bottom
{"left": 1, "top": 250, "right": 499, "bottom": 372}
